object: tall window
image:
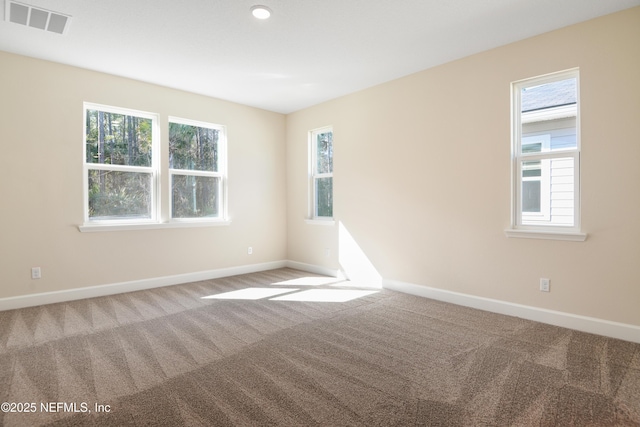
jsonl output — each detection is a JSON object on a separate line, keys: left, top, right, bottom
{"left": 511, "top": 69, "right": 581, "bottom": 235}
{"left": 310, "top": 126, "right": 333, "bottom": 219}
{"left": 169, "top": 118, "right": 226, "bottom": 219}
{"left": 84, "top": 104, "right": 159, "bottom": 223}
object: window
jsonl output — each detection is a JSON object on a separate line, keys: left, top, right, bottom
{"left": 508, "top": 69, "right": 585, "bottom": 240}
{"left": 309, "top": 126, "right": 333, "bottom": 219}
{"left": 82, "top": 103, "right": 228, "bottom": 229}
{"left": 84, "top": 104, "right": 159, "bottom": 223}
{"left": 169, "top": 118, "right": 226, "bottom": 220}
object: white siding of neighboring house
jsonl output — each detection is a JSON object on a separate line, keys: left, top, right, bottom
{"left": 522, "top": 116, "right": 576, "bottom": 226}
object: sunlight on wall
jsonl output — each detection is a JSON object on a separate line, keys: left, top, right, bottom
{"left": 339, "top": 222, "right": 383, "bottom": 288}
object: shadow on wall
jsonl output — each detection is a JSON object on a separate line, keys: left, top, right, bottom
{"left": 338, "top": 221, "right": 383, "bottom": 289}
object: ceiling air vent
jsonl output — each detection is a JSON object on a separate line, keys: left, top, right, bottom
{"left": 6, "top": 1, "right": 71, "bottom": 34}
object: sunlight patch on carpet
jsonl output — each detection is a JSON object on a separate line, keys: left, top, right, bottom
{"left": 202, "top": 288, "right": 298, "bottom": 300}
{"left": 272, "top": 277, "right": 343, "bottom": 286}
{"left": 270, "top": 289, "right": 378, "bottom": 303}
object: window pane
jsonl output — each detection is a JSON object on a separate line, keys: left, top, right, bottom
{"left": 522, "top": 161, "right": 541, "bottom": 177}
{"left": 522, "top": 142, "right": 542, "bottom": 154}
{"left": 521, "top": 156, "right": 575, "bottom": 226}
{"left": 88, "top": 170, "right": 152, "bottom": 219}
{"left": 522, "top": 181, "right": 541, "bottom": 213}
{"left": 172, "top": 175, "right": 219, "bottom": 218}
{"left": 169, "top": 122, "right": 219, "bottom": 172}
{"left": 86, "top": 110, "right": 153, "bottom": 167}
{"left": 315, "top": 177, "right": 333, "bottom": 217}
{"left": 521, "top": 78, "right": 577, "bottom": 152}
{"left": 521, "top": 78, "right": 576, "bottom": 112}
{"left": 316, "top": 131, "right": 333, "bottom": 174}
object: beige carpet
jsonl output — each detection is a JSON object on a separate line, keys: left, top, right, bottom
{"left": 0, "top": 268, "right": 639, "bottom": 426}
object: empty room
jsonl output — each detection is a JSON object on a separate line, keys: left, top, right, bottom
{"left": 1, "top": 0, "right": 639, "bottom": 425}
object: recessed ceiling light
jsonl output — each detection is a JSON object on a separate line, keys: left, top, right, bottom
{"left": 251, "top": 5, "right": 271, "bottom": 20}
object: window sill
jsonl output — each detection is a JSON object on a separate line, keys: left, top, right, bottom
{"left": 504, "top": 228, "right": 587, "bottom": 242}
{"left": 305, "top": 218, "right": 335, "bottom": 226}
{"left": 79, "top": 220, "right": 231, "bottom": 233}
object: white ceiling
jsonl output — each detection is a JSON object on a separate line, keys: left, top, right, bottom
{"left": 1, "top": 0, "right": 639, "bottom": 114}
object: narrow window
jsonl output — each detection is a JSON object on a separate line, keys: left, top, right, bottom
{"left": 83, "top": 103, "right": 159, "bottom": 223}
{"left": 310, "top": 127, "right": 333, "bottom": 219}
{"left": 169, "top": 118, "right": 226, "bottom": 220}
{"left": 511, "top": 70, "right": 581, "bottom": 233}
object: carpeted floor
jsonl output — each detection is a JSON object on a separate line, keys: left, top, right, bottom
{"left": 0, "top": 268, "right": 638, "bottom": 426}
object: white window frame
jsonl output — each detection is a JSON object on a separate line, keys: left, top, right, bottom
{"left": 80, "top": 104, "right": 230, "bottom": 232}
{"left": 307, "top": 126, "right": 334, "bottom": 224}
{"left": 168, "top": 116, "right": 228, "bottom": 222}
{"left": 82, "top": 103, "right": 160, "bottom": 226}
{"left": 506, "top": 69, "right": 586, "bottom": 241}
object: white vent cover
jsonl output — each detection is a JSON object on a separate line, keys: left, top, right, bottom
{"left": 5, "top": 1, "right": 70, "bottom": 34}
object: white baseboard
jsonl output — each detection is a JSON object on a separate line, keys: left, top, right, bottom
{"left": 0, "top": 261, "right": 288, "bottom": 312}
{"left": 383, "top": 278, "right": 640, "bottom": 344}
{"left": 3, "top": 261, "right": 638, "bottom": 344}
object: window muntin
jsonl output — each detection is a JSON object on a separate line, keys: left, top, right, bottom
{"left": 310, "top": 127, "right": 333, "bottom": 219}
{"left": 84, "top": 104, "right": 159, "bottom": 223}
{"left": 512, "top": 70, "right": 580, "bottom": 230}
{"left": 169, "top": 118, "right": 226, "bottom": 220}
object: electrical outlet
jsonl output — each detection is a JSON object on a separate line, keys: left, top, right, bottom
{"left": 31, "top": 267, "right": 41, "bottom": 280}
{"left": 325, "top": 248, "right": 330, "bottom": 257}
{"left": 248, "top": 247, "right": 253, "bottom": 255}
{"left": 540, "top": 278, "right": 550, "bottom": 292}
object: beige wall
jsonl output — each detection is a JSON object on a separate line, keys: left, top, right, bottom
{"left": 0, "top": 52, "right": 287, "bottom": 298}
{"left": 286, "top": 8, "right": 640, "bottom": 326}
